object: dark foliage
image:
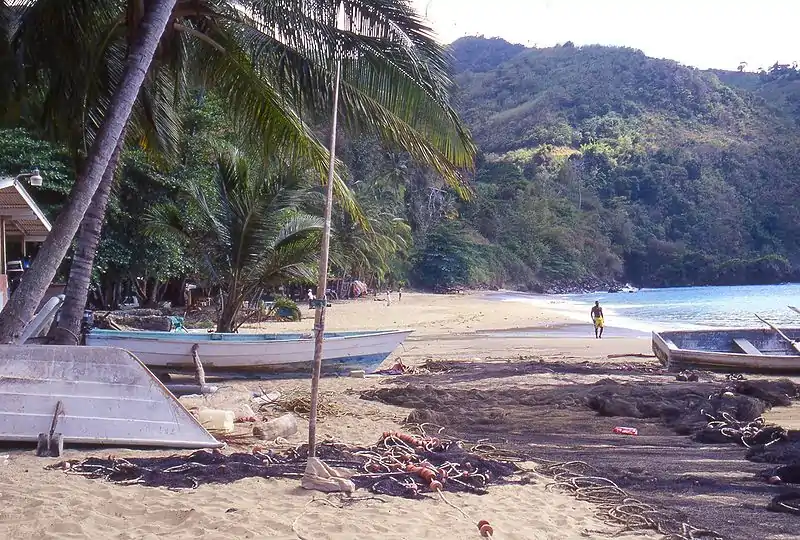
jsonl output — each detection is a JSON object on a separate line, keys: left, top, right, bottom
{"left": 434, "top": 38, "right": 800, "bottom": 289}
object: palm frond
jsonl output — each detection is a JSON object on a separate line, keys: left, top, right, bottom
{"left": 238, "top": 0, "right": 476, "bottom": 188}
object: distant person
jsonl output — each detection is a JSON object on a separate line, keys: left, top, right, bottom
{"left": 398, "top": 286, "right": 403, "bottom": 301}
{"left": 307, "top": 288, "right": 315, "bottom": 309}
{"left": 591, "top": 301, "right": 604, "bottom": 339}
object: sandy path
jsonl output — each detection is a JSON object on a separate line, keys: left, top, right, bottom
{"left": 0, "top": 291, "right": 660, "bottom": 540}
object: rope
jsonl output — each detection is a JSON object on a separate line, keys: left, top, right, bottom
{"left": 534, "top": 460, "right": 724, "bottom": 540}
{"left": 701, "top": 410, "right": 786, "bottom": 447}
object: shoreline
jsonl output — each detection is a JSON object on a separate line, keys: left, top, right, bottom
{"left": 486, "top": 289, "right": 662, "bottom": 334}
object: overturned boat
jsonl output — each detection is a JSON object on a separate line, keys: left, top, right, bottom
{"left": 652, "top": 327, "right": 800, "bottom": 373}
{"left": 85, "top": 329, "right": 413, "bottom": 377}
{"left": 0, "top": 345, "right": 221, "bottom": 448}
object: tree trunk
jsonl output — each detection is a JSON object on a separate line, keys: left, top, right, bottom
{"left": 216, "top": 291, "right": 240, "bottom": 333}
{"left": 146, "top": 278, "right": 159, "bottom": 307}
{"left": 0, "top": 0, "right": 178, "bottom": 343}
{"left": 52, "top": 138, "right": 124, "bottom": 345}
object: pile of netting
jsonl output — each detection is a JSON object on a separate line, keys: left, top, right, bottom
{"left": 533, "top": 460, "right": 724, "bottom": 540}
{"left": 584, "top": 378, "right": 797, "bottom": 442}
{"left": 361, "top": 378, "right": 799, "bottom": 443}
{"left": 48, "top": 431, "right": 517, "bottom": 498}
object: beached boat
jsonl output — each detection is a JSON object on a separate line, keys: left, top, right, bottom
{"left": 0, "top": 345, "right": 221, "bottom": 448}
{"left": 652, "top": 327, "right": 800, "bottom": 373}
{"left": 85, "top": 329, "right": 413, "bottom": 376}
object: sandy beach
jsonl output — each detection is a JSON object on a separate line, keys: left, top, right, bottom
{"left": 0, "top": 292, "right": 687, "bottom": 540}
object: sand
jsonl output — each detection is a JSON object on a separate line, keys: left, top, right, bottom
{"left": 0, "top": 291, "right": 658, "bottom": 540}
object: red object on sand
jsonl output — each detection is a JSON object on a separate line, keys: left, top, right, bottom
{"left": 613, "top": 426, "right": 638, "bottom": 436}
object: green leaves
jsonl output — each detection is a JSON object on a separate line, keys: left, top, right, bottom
{"left": 145, "top": 147, "right": 325, "bottom": 330}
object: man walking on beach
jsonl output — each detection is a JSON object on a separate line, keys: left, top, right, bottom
{"left": 591, "top": 301, "right": 604, "bottom": 339}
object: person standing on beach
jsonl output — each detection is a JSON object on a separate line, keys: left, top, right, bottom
{"left": 307, "top": 288, "right": 315, "bottom": 309}
{"left": 591, "top": 301, "right": 604, "bottom": 339}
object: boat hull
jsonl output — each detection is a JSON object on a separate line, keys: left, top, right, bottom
{"left": 653, "top": 327, "right": 800, "bottom": 373}
{"left": 85, "top": 329, "right": 413, "bottom": 376}
{"left": 0, "top": 345, "right": 221, "bottom": 448}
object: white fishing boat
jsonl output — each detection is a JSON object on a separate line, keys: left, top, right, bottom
{"left": 85, "top": 329, "right": 413, "bottom": 376}
{"left": 0, "top": 345, "right": 221, "bottom": 448}
{"left": 652, "top": 327, "right": 800, "bottom": 373}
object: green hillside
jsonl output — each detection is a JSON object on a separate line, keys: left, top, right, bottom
{"left": 440, "top": 37, "right": 800, "bottom": 290}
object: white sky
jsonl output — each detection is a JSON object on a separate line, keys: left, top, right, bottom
{"left": 412, "top": 0, "right": 799, "bottom": 71}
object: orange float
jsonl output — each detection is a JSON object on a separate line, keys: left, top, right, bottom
{"left": 477, "top": 521, "right": 493, "bottom": 537}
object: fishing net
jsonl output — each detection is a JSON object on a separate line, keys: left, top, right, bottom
{"left": 533, "top": 460, "right": 724, "bottom": 540}
{"left": 48, "top": 433, "right": 518, "bottom": 498}
{"left": 361, "top": 379, "right": 798, "bottom": 443}
{"left": 361, "top": 374, "right": 800, "bottom": 539}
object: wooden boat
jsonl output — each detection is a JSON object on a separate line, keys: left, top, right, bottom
{"left": 652, "top": 327, "right": 800, "bottom": 373}
{"left": 0, "top": 345, "right": 221, "bottom": 448}
{"left": 85, "top": 329, "right": 413, "bottom": 376}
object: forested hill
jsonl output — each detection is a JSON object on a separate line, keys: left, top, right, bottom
{"left": 440, "top": 36, "right": 800, "bottom": 290}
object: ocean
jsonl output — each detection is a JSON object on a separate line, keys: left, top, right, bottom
{"left": 494, "top": 284, "right": 800, "bottom": 333}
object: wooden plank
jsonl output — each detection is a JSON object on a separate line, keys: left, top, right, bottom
{"left": 733, "top": 338, "right": 762, "bottom": 356}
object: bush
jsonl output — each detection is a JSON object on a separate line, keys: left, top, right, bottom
{"left": 267, "top": 297, "right": 302, "bottom": 321}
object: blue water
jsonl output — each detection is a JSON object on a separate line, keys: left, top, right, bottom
{"left": 568, "top": 284, "right": 800, "bottom": 330}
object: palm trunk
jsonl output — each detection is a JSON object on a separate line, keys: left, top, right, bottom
{"left": 216, "top": 294, "right": 240, "bottom": 333}
{"left": 52, "top": 138, "right": 124, "bottom": 345}
{"left": 0, "top": 0, "right": 177, "bottom": 343}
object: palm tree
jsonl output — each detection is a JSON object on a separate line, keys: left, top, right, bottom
{"left": 0, "top": 0, "right": 179, "bottom": 343}
{"left": 332, "top": 191, "right": 411, "bottom": 285}
{"left": 145, "top": 148, "right": 324, "bottom": 333}
{"left": 5, "top": 0, "right": 340, "bottom": 343}
{"left": 1, "top": 0, "right": 476, "bottom": 343}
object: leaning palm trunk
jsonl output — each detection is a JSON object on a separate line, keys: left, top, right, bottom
{"left": 52, "top": 138, "right": 125, "bottom": 345}
{"left": 0, "top": 0, "right": 179, "bottom": 343}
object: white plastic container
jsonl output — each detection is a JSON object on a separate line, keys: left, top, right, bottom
{"left": 197, "top": 409, "right": 235, "bottom": 433}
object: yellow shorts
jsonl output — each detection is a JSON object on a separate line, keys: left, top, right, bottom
{"left": 593, "top": 317, "right": 604, "bottom": 328}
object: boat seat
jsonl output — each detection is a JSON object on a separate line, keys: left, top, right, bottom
{"left": 733, "top": 338, "right": 762, "bottom": 356}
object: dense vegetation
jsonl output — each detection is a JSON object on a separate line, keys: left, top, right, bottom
{"left": 4, "top": 33, "right": 800, "bottom": 301}
{"left": 433, "top": 37, "right": 800, "bottom": 290}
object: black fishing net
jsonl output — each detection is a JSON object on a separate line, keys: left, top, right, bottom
{"left": 362, "top": 378, "right": 798, "bottom": 442}
{"left": 360, "top": 370, "right": 800, "bottom": 539}
{"left": 48, "top": 434, "right": 518, "bottom": 499}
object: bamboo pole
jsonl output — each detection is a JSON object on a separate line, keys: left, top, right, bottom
{"left": 308, "top": 7, "right": 344, "bottom": 458}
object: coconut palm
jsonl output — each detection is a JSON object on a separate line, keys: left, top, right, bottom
{"left": 0, "top": 0, "right": 178, "bottom": 343}
{"left": 332, "top": 197, "right": 411, "bottom": 285}
{"left": 0, "top": 0, "right": 476, "bottom": 343}
{"left": 145, "top": 148, "right": 324, "bottom": 332}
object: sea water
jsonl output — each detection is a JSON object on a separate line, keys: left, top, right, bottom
{"left": 494, "top": 284, "right": 800, "bottom": 333}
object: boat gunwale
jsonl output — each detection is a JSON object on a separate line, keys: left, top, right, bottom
{"left": 87, "top": 329, "right": 414, "bottom": 346}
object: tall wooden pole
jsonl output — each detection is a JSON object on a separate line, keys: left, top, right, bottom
{"left": 307, "top": 6, "right": 344, "bottom": 458}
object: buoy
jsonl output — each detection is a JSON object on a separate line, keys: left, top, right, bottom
{"left": 477, "top": 521, "right": 493, "bottom": 537}
{"left": 252, "top": 445, "right": 264, "bottom": 454}
{"left": 429, "top": 480, "right": 443, "bottom": 491}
